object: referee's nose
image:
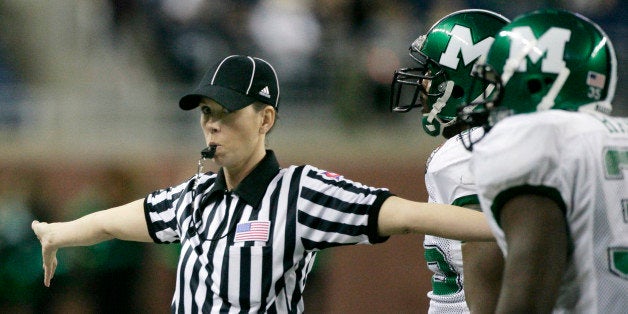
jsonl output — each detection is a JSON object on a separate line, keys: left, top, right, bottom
{"left": 203, "top": 119, "right": 219, "bottom": 134}
{"left": 200, "top": 101, "right": 227, "bottom": 133}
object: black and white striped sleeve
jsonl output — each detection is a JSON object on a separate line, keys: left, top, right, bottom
{"left": 296, "top": 165, "right": 392, "bottom": 250}
{"left": 144, "top": 177, "right": 196, "bottom": 244}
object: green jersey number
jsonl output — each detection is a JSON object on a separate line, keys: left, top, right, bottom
{"left": 604, "top": 147, "right": 628, "bottom": 179}
{"left": 424, "top": 245, "right": 462, "bottom": 295}
{"left": 604, "top": 147, "right": 628, "bottom": 279}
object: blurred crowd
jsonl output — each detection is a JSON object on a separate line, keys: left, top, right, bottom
{"left": 0, "top": 0, "right": 625, "bottom": 136}
{"left": 0, "top": 0, "right": 625, "bottom": 312}
{"left": 87, "top": 0, "right": 628, "bottom": 122}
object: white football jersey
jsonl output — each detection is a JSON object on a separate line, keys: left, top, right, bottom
{"left": 471, "top": 110, "right": 628, "bottom": 313}
{"left": 424, "top": 128, "right": 483, "bottom": 313}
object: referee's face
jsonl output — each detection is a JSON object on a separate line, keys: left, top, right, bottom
{"left": 199, "top": 98, "right": 267, "bottom": 169}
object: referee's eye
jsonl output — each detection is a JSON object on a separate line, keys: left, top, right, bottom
{"left": 201, "top": 105, "right": 229, "bottom": 120}
{"left": 201, "top": 105, "right": 212, "bottom": 115}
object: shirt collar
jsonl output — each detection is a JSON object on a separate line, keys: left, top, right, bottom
{"left": 207, "top": 150, "right": 280, "bottom": 209}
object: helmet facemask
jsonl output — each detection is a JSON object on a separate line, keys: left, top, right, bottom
{"left": 391, "top": 37, "right": 446, "bottom": 113}
{"left": 390, "top": 37, "right": 458, "bottom": 137}
{"left": 457, "top": 62, "right": 505, "bottom": 150}
{"left": 458, "top": 62, "right": 504, "bottom": 128}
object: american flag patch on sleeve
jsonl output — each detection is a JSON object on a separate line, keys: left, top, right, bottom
{"left": 586, "top": 71, "right": 606, "bottom": 89}
{"left": 234, "top": 220, "right": 271, "bottom": 242}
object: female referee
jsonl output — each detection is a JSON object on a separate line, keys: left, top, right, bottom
{"left": 32, "top": 55, "right": 493, "bottom": 313}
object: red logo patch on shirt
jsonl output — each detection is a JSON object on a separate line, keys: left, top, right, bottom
{"left": 323, "top": 171, "right": 342, "bottom": 179}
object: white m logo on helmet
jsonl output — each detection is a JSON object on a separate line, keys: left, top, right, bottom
{"left": 509, "top": 26, "right": 571, "bottom": 74}
{"left": 439, "top": 25, "right": 495, "bottom": 69}
{"left": 500, "top": 26, "right": 573, "bottom": 110}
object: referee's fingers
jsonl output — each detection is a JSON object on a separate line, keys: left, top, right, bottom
{"left": 32, "top": 220, "right": 57, "bottom": 287}
{"left": 42, "top": 247, "right": 58, "bottom": 287}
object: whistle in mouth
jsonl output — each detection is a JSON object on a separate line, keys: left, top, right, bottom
{"left": 201, "top": 145, "right": 217, "bottom": 159}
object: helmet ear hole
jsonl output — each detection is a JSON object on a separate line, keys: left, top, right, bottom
{"left": 527, "top": 79, "right": 543, "bottom": 94}
{"left": 451, "top": 85, "right": 465, "bottom": 99}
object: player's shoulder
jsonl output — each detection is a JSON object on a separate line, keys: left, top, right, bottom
{"left": 579, "top": 110, "right": 628, "bottom": 137}
{"left": 492, "top": 109, "right": 616, "bottom": 135}
{"left": 472, "top": 112, "right": 569, "bottom": 168}
{"left": 472, "top": 110, "right": 624, "bottom": 180}
{"left": 426, "top": 129, "right": 478, "bottom": 171}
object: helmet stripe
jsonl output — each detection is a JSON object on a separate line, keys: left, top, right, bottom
{"left": 537, "top": 67, "right": 571, "bottom": 111}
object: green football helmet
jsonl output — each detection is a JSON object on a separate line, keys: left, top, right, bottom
{"left": 458, "top": 9, "right": 617, "bottom": 132}
{"left": 390, "top": 9, "right": 509, "bottom": 138}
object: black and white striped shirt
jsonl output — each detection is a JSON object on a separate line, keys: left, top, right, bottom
{"left": 144, "top": 150, "right": 392, "bottom": 313}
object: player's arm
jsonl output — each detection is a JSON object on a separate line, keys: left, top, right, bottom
{"left": 31, "top": 198, "right": 152, "bottom": 287}
{"left": 496, "top": 194, "right": 568, "bottom": 313}
{"left": 377, "top": 196, "right": 494, "bottom": 241}
{"left": 461, "top": 203, "right": 504, "bottom": 314}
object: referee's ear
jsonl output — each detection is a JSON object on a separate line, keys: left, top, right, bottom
{"left": 259, "top": 105, "right": 276, "bottom": 134}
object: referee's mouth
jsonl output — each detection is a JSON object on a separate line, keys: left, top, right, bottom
{"left": 209, "top": 143, "right": 221, "bottom": 154}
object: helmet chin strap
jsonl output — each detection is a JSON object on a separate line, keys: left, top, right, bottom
{"left": 423, "top": 81, "right": 454, "bottom": 136}
{"left": 422, "top": 116, "right": 441, "bottom": 136}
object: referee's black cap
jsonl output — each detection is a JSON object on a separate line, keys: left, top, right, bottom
{"left": 179, "top": 55, "right": 280, "bottom": 112}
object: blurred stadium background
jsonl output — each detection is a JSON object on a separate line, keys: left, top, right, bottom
{"left": 0, "top": 0, "right": 624, "bottom": 313}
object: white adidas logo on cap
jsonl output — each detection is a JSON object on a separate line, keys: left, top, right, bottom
{"left": 259, "top": 86, "right": 271, "bottom": 98}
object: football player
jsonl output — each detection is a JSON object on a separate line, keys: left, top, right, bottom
{"left": 457, "top": 8, "right": 628, "bottom": 312}
{"left": 391, "top": 9, "right": 508, "bottom": 313}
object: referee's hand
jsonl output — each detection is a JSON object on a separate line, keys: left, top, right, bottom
{"left": 31, "top": 220, "right": 58, "bottom": 287}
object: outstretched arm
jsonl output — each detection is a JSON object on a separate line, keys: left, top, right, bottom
{"left": 377, "top": 196, "right": 494, "bottom": 241}
{"left": 31, "top": 198, "right": 152, "bottom": 287}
